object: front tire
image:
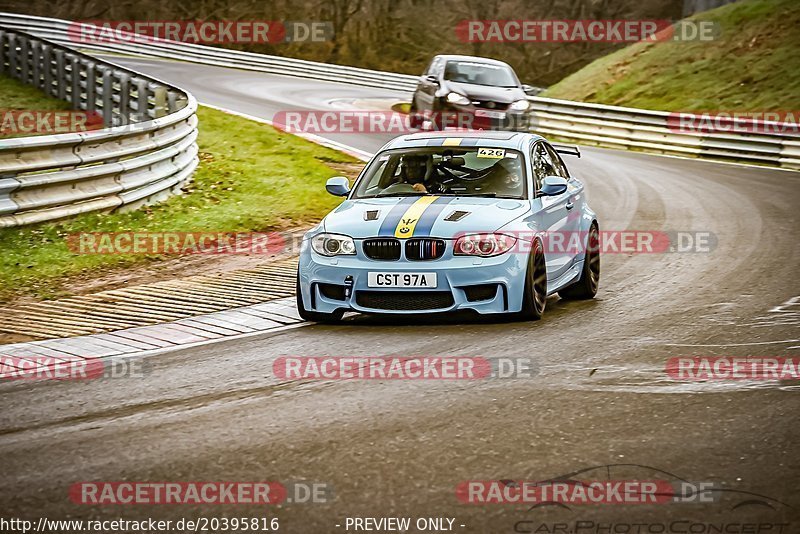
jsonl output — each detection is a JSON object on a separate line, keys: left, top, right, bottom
{"left": 296, "top": 274, "right": 344, "bottom": 323}
{"left": 518, "top": 238, "right": 547, "bottom": 320}
{"left": 558, "top": 223, "right": 600, "bottom": 300}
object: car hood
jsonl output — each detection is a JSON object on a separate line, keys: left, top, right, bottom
{"left": 322, "top": 196, "right": 529, "bottom": 239}
{"left": 443, "top": 81, "right": 525, "bottom": 104}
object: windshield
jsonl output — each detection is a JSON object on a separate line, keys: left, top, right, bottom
{"left": 351, "top": 147, "right": 527, "bottom": 200}
{"left": 443, "top": 61, "right": 518, "bottom": 87}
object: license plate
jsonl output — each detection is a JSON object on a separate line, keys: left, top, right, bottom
{"left": 367, "top": 272, "right": 437, "bottom": 288}
{"left": 475, "top": 109, "right": 506, "bottom": 119}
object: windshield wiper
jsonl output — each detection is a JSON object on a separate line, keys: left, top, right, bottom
{"left": 436, "top": 192, "right": 499, "bottom": 198}
{"left": 445, "top": 80, "right": 517, "bottom": 88}
{"left": 369, "top": 192, "right": 427, "bottom": 198}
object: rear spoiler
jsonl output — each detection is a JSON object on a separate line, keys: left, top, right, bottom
{"left": 553, "top": 144, "right": 581, "bottom": 158}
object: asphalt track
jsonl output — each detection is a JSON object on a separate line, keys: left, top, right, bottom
{"left": 1, "top": 58, "right": 799, "bottom": 531}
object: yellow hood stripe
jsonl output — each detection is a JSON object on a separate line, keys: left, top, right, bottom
{"left": 394, "top": 196, "right": 439, "bottom": 238}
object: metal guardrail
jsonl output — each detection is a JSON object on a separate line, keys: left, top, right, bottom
{"left": 530, "top": 97, "right": 800, "bottom": 170}
{"left": 0, "top": 25, "right": 198, "bottom": 227}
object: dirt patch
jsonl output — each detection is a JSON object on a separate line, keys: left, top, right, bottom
{"left": 0, "top": 332, "right": 38, "bottom": 344}
{"left": 322, "top": 161, "right": 365, "bottom": 177}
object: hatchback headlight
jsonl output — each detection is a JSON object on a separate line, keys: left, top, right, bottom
{"left": 311, "top": 233, "right": 356, "bottom": 256}
{"left": 454, "top": 233, "right": 517, "bottom": 257}
{"left": 509, "top": 99, "right": 530, "bottom": 111}
{"left": 446, "top": 92, "right": 471, "bottom": 106}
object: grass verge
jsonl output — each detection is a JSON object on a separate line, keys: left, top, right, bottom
{"left": 0, "top": 74, "right": 72, "bottom": 112}
{"left": 0, "top": 106, "right": 361, "bottom": 302}
{"left": 0, "top": 74, "right": 74, "bottom": 139}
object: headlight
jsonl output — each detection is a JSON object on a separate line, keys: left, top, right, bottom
{"left": 509, "top": 99, "right": 530, "bottom": 111}
{"left": 454, "top": 233, "right": 517, "bottom": 257}
{"left": 446, "top": 92, "right": 471, "bottom": 106}
{"left": 311, "top": 233, "right": 356, "bottom": 256}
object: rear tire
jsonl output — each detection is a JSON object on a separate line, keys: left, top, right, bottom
{"left": 296, "top": 274, "right": 344, "bottom": 323}
{"left": 518, "top": 238, "right": 547, "bottom": 320}
{"left": 558, "top": 223, "right": 600, "bottom": 300}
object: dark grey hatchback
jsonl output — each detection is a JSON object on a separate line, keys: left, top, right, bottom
{"left": 410, "top": 55, "right": 535, "bottom": 132}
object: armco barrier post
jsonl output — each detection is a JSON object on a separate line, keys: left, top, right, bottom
{"left": 85, "top": 61, "right": 96, "bottom": 112}
{"left": 153, "top": 86, "right": 168, "bottom": 118}
{"left": 70, "top": 55, "right": 81, "bottom": 108}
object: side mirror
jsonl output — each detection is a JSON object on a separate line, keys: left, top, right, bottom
{"left": 326, "top": 176, "right": 350, "bottom": 197}
{"left": 521, "top": 84, "right": 537, "bottom": 95}
{"left": 539, "top": 175, "right": 568, "bottom": 196}
{"left": 424, "top": 74, "right": 439, "bottom": 84}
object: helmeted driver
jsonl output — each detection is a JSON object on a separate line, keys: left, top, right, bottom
{"left": 484, "top": 157, "right": 523, "bottom": 196}
{"left": 400, "top": 154, "right": 433, "bottom": 193}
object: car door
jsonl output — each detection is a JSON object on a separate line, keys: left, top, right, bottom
{"left": 544, "top": 143, "right": 585, "bottom": 269}
{"left": 415, "top": 57, "right": 442, "bottom": 111}
{"left": 531, "top": 142, "right": 579, "bottom": 282}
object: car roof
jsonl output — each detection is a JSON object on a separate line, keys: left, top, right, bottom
{"left": 435, "top": 55, "right": 513, "bottom": 68}
{"left": 380, "top": 131, "right": 545, "bottom": 152}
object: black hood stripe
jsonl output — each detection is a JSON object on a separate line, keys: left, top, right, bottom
{"left": 377, "top": 197, "right": 418, "bottom": 236}
{"left": 413, "top": 196, "right": 456, "bottom": 236}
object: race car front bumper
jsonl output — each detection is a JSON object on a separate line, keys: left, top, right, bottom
{"left": 298, "top": 242, "right": 529, "bottom": 315}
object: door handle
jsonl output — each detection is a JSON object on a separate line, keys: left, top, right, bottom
{"left": 566, "top": 201, "right": 574, "bottom": 210}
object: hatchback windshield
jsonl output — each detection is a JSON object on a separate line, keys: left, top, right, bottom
{"left": 443, "top": 61, "right": 518, "bottom": 87}
{"left": 351, "top": 147, "right": 527, "bottom": 199}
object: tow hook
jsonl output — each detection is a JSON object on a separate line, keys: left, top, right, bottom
{"left": 344, "top": 275, "right": 354, "bottom": 298}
